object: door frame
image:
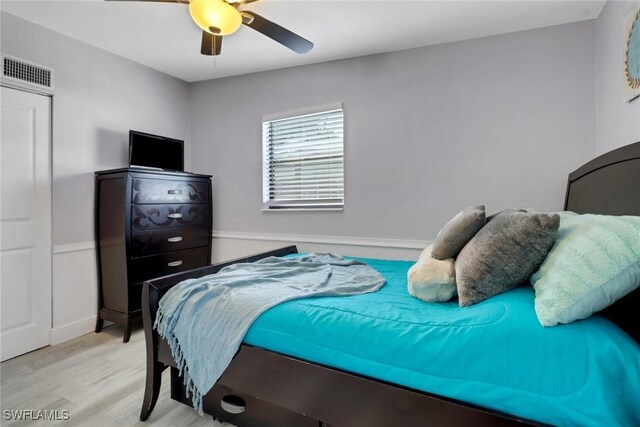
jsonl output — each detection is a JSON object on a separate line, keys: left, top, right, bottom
{"left": 1, "top": 82, "right": 54, "bottom": 358}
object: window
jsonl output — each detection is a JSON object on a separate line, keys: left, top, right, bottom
{"left": 262, "top": 108, "right": 344, "bottom": 210}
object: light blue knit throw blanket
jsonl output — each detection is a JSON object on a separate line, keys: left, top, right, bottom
{"left": 154, "top": 253, "right": 386, "bottom": 413}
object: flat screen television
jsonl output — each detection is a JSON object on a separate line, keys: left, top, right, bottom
{"left": 129, "top": 130, "right": 184, "bottom": 171}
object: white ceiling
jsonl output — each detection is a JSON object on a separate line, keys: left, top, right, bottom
{"left": 1, "top": 0, "right": 606, "bottom": 83}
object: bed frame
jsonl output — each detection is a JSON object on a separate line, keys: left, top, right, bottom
{"left": 140, "top": 141, "right": 640, "bottom": 426}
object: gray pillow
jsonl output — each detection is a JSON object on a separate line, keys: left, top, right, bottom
{"left": 486, "top": 208, "right": 533, "bottom": 222}
{"left": 432, "top": 206, "right": 486, "bottom": 260}
{"left": 455, "top": 210, "right": 560, "bottom": 307}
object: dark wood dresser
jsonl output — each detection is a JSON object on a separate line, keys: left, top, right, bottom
{"left": 95, "top": 168, "right": 212, "bottom": 342}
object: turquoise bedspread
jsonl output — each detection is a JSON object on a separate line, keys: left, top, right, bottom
{"left": 243, "top": 257, "right": 640, "bottom": 427}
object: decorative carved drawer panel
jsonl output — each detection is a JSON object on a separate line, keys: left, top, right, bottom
{"left": 132, "top": 178, "right": 210, "bottom": 204}
{"left": 131, "top": 204, "right": 210, "bottom": 231}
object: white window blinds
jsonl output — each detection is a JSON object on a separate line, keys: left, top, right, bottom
{"left": 262, "top": 108, "right": 344, "bottom": 210}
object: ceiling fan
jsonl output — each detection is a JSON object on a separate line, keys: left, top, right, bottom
{"left": 107, "top": 0, "right": 313, "bottom": 56}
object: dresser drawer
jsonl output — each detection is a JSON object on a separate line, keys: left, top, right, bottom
{"left": 130, "top": 226, "right": 210, "bottom": 257}
{"left": 132, "top": 178, "right": 210, "bottom": 204}
{"left": 131, "top": 204, "right": 210, "bottom": 231}
{"left": 128, "top": 247, "right": 210, "bottom": 285}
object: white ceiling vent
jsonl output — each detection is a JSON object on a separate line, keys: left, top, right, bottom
{"left": 1, "top": 54, "right": 54, "bottom": 95}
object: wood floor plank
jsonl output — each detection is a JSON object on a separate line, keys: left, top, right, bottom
{"left": 0, "top": 326, "right": 230, "bottom": 427}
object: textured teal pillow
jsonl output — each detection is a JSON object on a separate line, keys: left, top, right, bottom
{"left": 531, "top": 212, "right": 640, "bottom": 327}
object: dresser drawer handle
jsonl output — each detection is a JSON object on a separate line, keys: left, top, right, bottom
{"left": 168, "top": 213, "right": 183, "bottom": 219}
{"left": 167, "top": 236, "right": 183, "bottom": 243}
{"left": 168, "top": 189, "right": 182, "bottom": 195}
{"left": 167, "top": 260, "right": 183, "bottom": 267}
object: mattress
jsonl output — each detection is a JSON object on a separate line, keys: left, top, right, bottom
{"left": 243, "top": 256, "right": 640, "bottom": 427}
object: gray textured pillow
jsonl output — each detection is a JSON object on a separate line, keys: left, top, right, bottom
{"left": 486, "top": 208, "right": 531, "bottom": 222}
{"left": 432, "top": 206, "right": 486, "bottom": 260}
{"left": 455, "top": 210, "right": 560, "bottom": 307}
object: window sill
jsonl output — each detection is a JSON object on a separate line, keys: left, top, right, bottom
{"left": 261, "top": 208, "right": 344, "bottom": 212}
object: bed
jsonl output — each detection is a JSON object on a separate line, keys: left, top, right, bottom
{"left": 139, "top": 141, "right": 640, "bottom": 426}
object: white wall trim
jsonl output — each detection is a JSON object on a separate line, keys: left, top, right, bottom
{"left": 50, "top": 233, "right": 430, "bottom": 253}
{"left": 53, "top": 241, "right": 95, "bottom": 254}
{"left": 213, "top": 230, "right": 431, "bottom": 250}
{"left": 50, "top": 315, "right": 96, "bottom": 346}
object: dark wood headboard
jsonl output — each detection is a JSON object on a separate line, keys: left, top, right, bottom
{"left": 564, "top": 141, "right": 640, "bottom": 343}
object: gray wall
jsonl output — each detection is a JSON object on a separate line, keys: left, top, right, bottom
{"left": 190, "top": 21, "right": 596, "bottom": 242}
{"left": 595, "top": 1, "right": 640, "bottom": 154}
{"left": 1, "top": 12, "right": 191, "bottom": 246}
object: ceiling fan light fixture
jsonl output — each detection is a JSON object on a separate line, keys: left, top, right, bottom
{"left": 189, "top": 0, "right": 242, "bottom": 36}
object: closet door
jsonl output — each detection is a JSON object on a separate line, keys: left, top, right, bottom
{"left": 0, "top": 87, "right": 52, "bottom": 361}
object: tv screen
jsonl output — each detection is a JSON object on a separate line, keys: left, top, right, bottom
{"left": 129, "top": 131, "right": 184, "bottom": 171}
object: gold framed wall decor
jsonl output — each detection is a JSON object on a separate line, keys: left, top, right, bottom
{"left": 623, "top": 3, "right": 640, "bottom": 102}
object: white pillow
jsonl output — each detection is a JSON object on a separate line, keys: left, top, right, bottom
{"left": 407, "top": 245, "right": 457, "bottom": 302}
{"left": 531, "top": 212, "right": 640, "bottom": 326}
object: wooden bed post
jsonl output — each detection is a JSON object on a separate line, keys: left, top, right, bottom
{"left": 140, "top": 281, "right": 166, "bottom": 421}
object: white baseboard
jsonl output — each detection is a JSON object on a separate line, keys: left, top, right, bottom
{"left": 50, "top": 316, "right": 96, "bottom": 346}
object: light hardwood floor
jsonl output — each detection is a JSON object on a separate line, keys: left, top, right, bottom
{"left": 1, "top": 326, "right": 232, "bottom": 426}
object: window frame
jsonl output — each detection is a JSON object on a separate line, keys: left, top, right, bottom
{"left": 262, "top": 106, "right": 344, "bottom": 211}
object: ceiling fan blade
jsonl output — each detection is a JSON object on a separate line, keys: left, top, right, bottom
{"left": 201, "top": 31, "right": 223, "bottom": 56}
{"left": 228, "top": 0, "right": 260, "bottom": 6}
{"left": 241, "top": 12, "right": 313, "bottom": 54}
{"left": 105, "top": 0, "right": 185, "bottom": 3}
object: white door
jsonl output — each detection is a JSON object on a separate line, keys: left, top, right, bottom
{"left": 0, "top": 86, "right": 52, "bottom": 361}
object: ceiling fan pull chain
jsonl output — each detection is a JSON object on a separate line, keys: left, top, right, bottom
{"left": 213, "top": 34, "right": 217, "bottom": 68}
